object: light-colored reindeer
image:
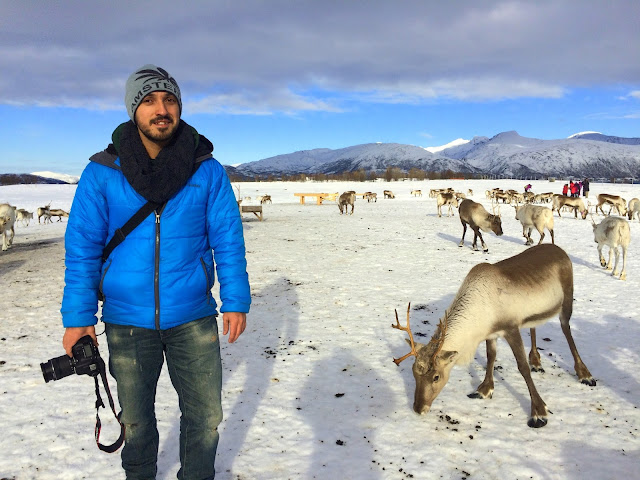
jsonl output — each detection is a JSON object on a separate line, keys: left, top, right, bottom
{"left": 627, "top": 198, "right": 640, "bottom": 222}
{"left": 458, "top": 199, "right": 503, "bottom": 252}
{"left": 392, "top": 244, "right": 596, "bottom": 428}
{"left": 514, "top": 203, "right": 554, "bottom": 246}
{"left": 37, "top": 202, "right": 51, "bottom": 224}
{"left": 0, "top": 204, "right": 16, "bottom": 251}
{"left": 591, "top": 215, "right": 630, "bottom": 280}
{"left": 595, "top": 193, "right": 627, "bottom": 217}
{"left": 436, "top": 192, "right": 458, "bottom": 218}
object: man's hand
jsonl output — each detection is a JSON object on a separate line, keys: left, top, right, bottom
{"left": 222, "top": 312, "right": 246, "bottom": 343}
{"left": 63, "top": 326, "right": 97, "bottom": 356}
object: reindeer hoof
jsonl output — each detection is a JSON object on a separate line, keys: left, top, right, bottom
{"left": 527, "top": 416, "right": 548, "bottom": 428}
{"left": 467, "top": 390, "right": 492, "bottom": 399}
{"left": 531, "top": 366, "right": 545, "bottom": 373}
{"left": 581, "top": 377, "right": 597, "bottom": 387}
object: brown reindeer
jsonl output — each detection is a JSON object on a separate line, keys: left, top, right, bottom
{"left": 552, "top": 195, "right": 588, "bottom": 219}
{"left": 338, "top": 192, "right": 355, "bottom": 215}
{"left": 392, "top": 244, "right": 596, "bottom": 428}
{"left": 458, "top": 199, "right": 503, "bottom": 252}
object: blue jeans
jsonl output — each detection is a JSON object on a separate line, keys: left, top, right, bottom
{"left": 105, "top": 316, "right": 223, "bottom": 480}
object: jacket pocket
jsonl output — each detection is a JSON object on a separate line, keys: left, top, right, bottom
{"left": 99, "top": 259, "right": 112, "bottom": 302}
{"left": 200, "top": 257, "right": 212, "bottom": 303}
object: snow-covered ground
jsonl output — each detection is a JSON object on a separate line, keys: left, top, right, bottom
{"left": 0, "top": 178, "right": 639, "bottom": 480}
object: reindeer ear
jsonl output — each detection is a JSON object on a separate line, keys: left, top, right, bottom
{"left": 436, "top": 350, "right": 458, "bottom": 366}
{"left": 404, "top": 338, "right": 425, "bottom": 351}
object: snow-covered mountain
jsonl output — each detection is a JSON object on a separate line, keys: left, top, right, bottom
{"left": 236, "top": 131, "right": 640, "bottom": 179}
{"left": 31, "top": 171, "right": 80, "bottom": 184}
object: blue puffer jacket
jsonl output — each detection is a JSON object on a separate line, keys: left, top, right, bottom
{"left": 61, "top": 149, "right": 251, "bottom": 330}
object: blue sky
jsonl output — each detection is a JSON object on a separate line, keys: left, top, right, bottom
{"left": 1, "top": 0, "right": 639, "bottom": 175}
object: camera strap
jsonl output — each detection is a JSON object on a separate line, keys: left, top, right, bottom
{"left": 93, "top": 358, "right": 125, "bottom": 453}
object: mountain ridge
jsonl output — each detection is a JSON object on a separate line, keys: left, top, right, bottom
{"left": 236, "top": 131, "right": 640, "bottom": 179}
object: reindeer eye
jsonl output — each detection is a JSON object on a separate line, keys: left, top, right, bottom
{"left": 433, "top": 374, "right": 440, "bottom": 382}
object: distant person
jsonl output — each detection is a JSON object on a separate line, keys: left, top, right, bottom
{"left": 583, "top": 178, "right": 590, "bottom": 198}
{"left": 60, "top": 64, "right": 251, "bottom": 479}
{"left": 562, "top": 183, "right": 569, "bottom": 196}
{"left": 524, "top": 183, "right": 532, "bottom": 192}
{"left": 570, "top": 181, "right": 579, "bottom": 198}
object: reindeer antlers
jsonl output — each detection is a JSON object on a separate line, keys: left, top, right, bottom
{"left": 392, "top": 303, "right": 417, "bottom": 365}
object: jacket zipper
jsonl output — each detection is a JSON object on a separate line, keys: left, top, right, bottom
{"left": 154, "top": 211, "right": 161, "bottom": 329}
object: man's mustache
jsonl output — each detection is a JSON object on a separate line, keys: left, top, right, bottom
{"left": 151, "top": 115, "right": 174, "bottom": 125}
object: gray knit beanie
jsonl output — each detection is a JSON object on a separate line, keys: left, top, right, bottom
{"left": 124, "top": 64, "right": 182, "bottom": 122}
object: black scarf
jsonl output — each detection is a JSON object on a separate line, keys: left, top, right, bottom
{"left": 114, "top": 120, "right": 212, "bottom": 204}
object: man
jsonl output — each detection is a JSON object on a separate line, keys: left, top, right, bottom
{"left": 583, "top": 178, "right": 590, "bottom": 198}
{"left": 61, "top": 64, "right": 250, "bottom": 479}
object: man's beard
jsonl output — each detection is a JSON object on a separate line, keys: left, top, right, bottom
{"left": 138, "top": 115, "right": 179, "bottom": 143}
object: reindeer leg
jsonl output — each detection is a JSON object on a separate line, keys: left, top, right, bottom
{"left": 537, "top": 230, "right": 545, "bottom": 246}
{"left": 611, "top": 246, "right": 620, "bottom": 277}
{"left": 558, "top": 307, "right": 596, "bottom": 386}
{"left": 503, "top": 328, "right": 548, "bottom": 428}
{"left": 620, "top": 245, "right": 627, "bottom": 280}
{"left": 605, "top": 247, "right": 613, "bottom": 271}
{"left": 528, "top": 328, "right": 543, "bottom": 372}
{"left": 550, "top": 229, "right": 555, "bottom": 244}
{"left": 471, "top": 229, "right": 480, "bottom": 251}
{"left": 526, "top": 227, "right": 534, "bottom": 245}
{"left": 459, "top": 223, "right": 467, "bottom": 247}
{"left": 469, "top": 339, "right": 496, "bottom": 399}
{"left": 475, "top": 228, "right": 488, "bottom": 252}
{"left": 598, "top": 245, "right": 606, "bottom": 267}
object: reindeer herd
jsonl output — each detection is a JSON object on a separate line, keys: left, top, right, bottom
{"left": 388, "top": 182, "right": 638, "bottom": 429}
{"left": 0, "top": 202, "right": 69, "bottom": 252}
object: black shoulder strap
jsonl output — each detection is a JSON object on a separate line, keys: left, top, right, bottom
{"left": 101, "top": 160, "right": 204, "bottom": 262}
{"left": 102, "top": 201, "right": 162, "bottom": 262}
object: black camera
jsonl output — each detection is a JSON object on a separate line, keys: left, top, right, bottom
{"left": 41, "top": 335, "right": 103, "bottom": 383}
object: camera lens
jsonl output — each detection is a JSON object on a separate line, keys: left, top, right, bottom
{"left": 40, "top": 354, "right": 75, "bottom": 382}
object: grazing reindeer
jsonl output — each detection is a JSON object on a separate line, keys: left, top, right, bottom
{"left": 458, "top": 199, "right": 503, "bottom": 252}
{"left": 591, "top": 215, "right": 630, "bottom": 280}
{"left": 514, "top": 204, "right": 554, "bottom": 245}
{"left": 392, "top": 244, "right": 596, "bottom": 428}
{"left": 384, "top": 190, "right": 395, "bottom": 199}
{"left": 411, "top": 189, "right": 422, "bottom": 197}
{"left": 364, "top": 192, "right": 377, "bottom": 203}
{"left": 627, "top": 198, "right": 640, "bottom": 222}
{"left": 0, "top": 204, "right": 16, "bottom": 251}
{"left": 48, "top": 209, "right": 69, "bottom": 222}
{"left": 436, "top": 192, "right": 458, "bottom": 217}
{"left": 260, "top": 194, "right": 272, "bottom": 204}
{"left": 552, "top": 195, "right": 588, "bottom": 219}
{"left": 595, "top": 193, "right": 627, "bottom": 217}
{"left": 338, "top": 191, "right": 356, "bottom": 215}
